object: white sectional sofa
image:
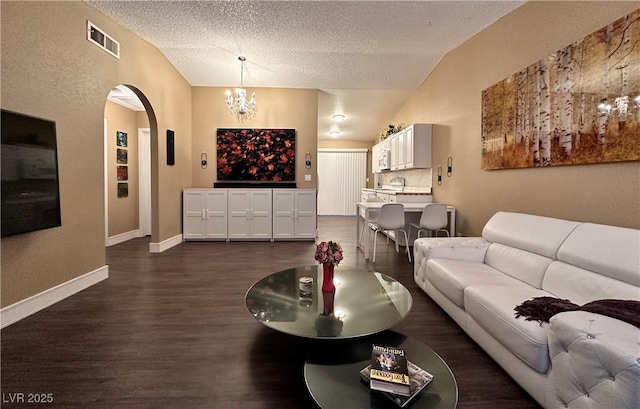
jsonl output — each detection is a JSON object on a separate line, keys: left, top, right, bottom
{"left": 413, "top": 212, "right": 640, "bottom": 409}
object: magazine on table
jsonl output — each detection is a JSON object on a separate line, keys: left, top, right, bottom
{"left": 361, "top": 359, "right": 434, "bottom": 407}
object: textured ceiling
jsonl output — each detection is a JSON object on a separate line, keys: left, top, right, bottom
{"left": 89, "top": 0, "right": 525, "bottom": 141}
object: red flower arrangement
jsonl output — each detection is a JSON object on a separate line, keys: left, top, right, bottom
{"left": 314, "top": 241, "right": 344, "bottom": 266}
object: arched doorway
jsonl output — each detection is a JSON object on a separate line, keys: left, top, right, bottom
{"left": 103, "top": 85, "right": 157, "bottom": 248}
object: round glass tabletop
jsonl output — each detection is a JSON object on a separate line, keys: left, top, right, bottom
{"left": 245, "top": 265, "right": 413, "bottom": 339}
{"left": 304, "top": 331, "right": 459, "bottom": 409}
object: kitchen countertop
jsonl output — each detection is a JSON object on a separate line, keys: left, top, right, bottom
{"left": 363, "top": 187, "right": 431, "bottom": 195}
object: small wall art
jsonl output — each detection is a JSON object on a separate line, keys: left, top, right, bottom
{"left": 117, "top": 182, "right": 128, "bottom": 198}
{"left": 481, "top": 8, "right": 640, "bottom": 170}
{"left": 116, "top": 131, "right": 128, "bottom": 147}
{"left": 117, "top": 165, "right": 128, "bottom": 181}
{"left": 117, "top": 148, "right": 127, "bottom": 164}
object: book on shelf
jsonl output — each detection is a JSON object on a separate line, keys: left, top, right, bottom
{"left": 360, "top": 360, "right": 434, "bottom": 408}
{"left": 368, "top": 344, "right": 411, "bottom": 396}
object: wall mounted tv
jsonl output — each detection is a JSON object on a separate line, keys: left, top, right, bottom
{"left": 215, "top": 128, "right": 296, "bottom": 188}
{"left": 1, "top": 109, "right": 62, "bottom": 237}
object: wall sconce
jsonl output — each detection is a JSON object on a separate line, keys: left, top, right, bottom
{"left": 305, "top": 152, "right": 312, "bottom": 169}
{"left": 200, "top": 151, "right": 208, "bottom": 169}
{"left": 447, "top": 156, "right": 453, "bottom": 177}
{"left": 437, "top": 166, "right": 443, "bottom": 186}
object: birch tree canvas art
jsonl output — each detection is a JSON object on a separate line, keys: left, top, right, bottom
{"left": 481, "top": 9, "right": 640, "bottom": 170}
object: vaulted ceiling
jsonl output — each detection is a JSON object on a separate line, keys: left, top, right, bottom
{"left": 90, "top": 0, "right": 525, "bottom": 141}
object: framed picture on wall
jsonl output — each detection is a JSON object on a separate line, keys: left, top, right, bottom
{"left": 116, "top": 131, "right": 128, "bottom": 147}
{"left": 117, "top": 165, "right": 128, "bottom": 181}
{"left": 117, "top": 182, "right": 128, "bottom": 198}
{"left": 117, "top": 148, "right": 127, "bottom": 164}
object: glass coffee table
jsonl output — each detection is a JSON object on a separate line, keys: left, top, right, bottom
{"left": 245, "top": 265, "right": 412, "bottom": 339}
{"left": 304, "top": 330, "right": 459, "bottom": 409}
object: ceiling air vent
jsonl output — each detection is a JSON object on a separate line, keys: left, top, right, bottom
{"left": 87, "top": 21, "right": 120, "bottom": 59}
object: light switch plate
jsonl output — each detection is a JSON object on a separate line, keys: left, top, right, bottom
{"left": 304, "top": 174, "right": 312, "bottom": 181}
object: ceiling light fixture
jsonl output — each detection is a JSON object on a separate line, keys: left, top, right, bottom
{"left": 332, "top": 114, "right": 345, "bottom": 121}
{"left": 225, "top": 56, "right": 257, "bottom": 122}
{"left": 329, "top": 130, "right": 340, "bottom": 137}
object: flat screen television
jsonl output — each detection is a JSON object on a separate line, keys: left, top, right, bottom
{"left": 215, "top": 128, "right": 296, "bottom": 188}
{"left": 1, "top": 109, "right": 62, "bottom": 237}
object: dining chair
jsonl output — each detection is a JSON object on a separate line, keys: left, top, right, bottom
{"left": 410, "top": 203, "right": 450, "bottom": 238}
{"left": 370, "top": 203, "right": 411, "bottom": 263}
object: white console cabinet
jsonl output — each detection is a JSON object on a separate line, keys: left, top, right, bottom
{"left": 272, "top": 189, "right": 317, "bottom": 240}
{"left": 228, "top": 189, "right": 273, "bottom": 240}
{"left": 183, "top": 188, "right": 316, "bottom": 241}
{"left": 183, "top": 189, "right": 228, "bottom": 240}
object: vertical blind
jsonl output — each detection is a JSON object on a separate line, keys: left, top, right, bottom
{"left": 317, "top": 149, "right": 367, "bottom": 216}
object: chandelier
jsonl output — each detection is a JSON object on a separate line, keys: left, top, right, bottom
{"left": 225, "top": 56, "right": 257, "bottom": 122}
{"left": 597, "top": 65, "right": 640, "bottom": 119}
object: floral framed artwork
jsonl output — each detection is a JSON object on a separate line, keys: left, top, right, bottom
{"left": 117, "top": 148, "right": 127, "bottom": 164}
{"left": 116, "top": 131, "right": 128, "bottom": 147}
{"left": 117, "top": 182, "right": 128, "bottom": 198}
{"left": 216, "top": 128, "right": 296, "bottom": 181}
{"left": 117, "top": 165, "right": 128, "bottom": 181}
{"left": 481, "top": 8, "right": 640, "bottom": 170}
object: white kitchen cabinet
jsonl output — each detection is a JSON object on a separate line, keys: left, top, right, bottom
{"left": 403, "top": 124, "right": 432, "bottom": 169}
{"left": 183, "top": 189, "right": 228, "bottom": 241}
{"left": 273, "top": 189, "right": 317, "bottom": 240}
{"left": 390, "top": 130, "right": 406, "bottom": 170}
{"left": 228, "top": 189, "right": 273, "bottom": 240}
{"left": 371, "top": 143, "right": 381, "bottom": 174}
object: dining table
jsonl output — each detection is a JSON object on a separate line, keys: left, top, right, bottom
{"left": 356, "top": 201, "right": 456, "bottom": 260}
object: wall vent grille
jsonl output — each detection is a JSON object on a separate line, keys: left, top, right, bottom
{"left": 87, "top": 21, "right": 120, "bottom": 59}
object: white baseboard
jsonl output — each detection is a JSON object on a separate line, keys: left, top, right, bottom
{"left": 0, "top": 265, "right": 109, "bottom": 329}
{"left": 107, "top": 229, "right": 141, "bottom": 246}
{"left": 149, "top": 234, "right": 182, "bottom": 253}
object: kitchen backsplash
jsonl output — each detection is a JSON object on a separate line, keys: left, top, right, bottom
{"left": 380, "top": 168, "right": 433, "bottom": 189}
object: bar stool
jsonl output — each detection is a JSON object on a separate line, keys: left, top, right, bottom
{"left": 370, "top": 203, "right": 411, "bottom": 263}
{"left": 410, "top": 203, "right": 450, "bottom": 238}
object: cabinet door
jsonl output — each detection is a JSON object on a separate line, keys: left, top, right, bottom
{"left": 408, "top": 124, "right": 432, "bottom": 169}
{"left": 183, "top": 189, "right": 205, "bottom": 240}
{"left": 249, "top": 190, "right": 272, "bottom": 239}
{"left": 371, "top": 143, "right": 381, "bottom": 173}
{"left": 204, "top": 190, "right": 227, "bottom": 239}
{"left": 228, "top": 190, "right": 251, "bottom": 239}
{"left": 273, "top": 190, "right": 295, "bottom": 239}
{"left": 390, "top": 134, "right": 399, "bottom": 170}
{"left": 404, "top": 125, "right": 414, "bottom": 169}
{"left": 295, "top": 190, "right": 317, "bottom": 239}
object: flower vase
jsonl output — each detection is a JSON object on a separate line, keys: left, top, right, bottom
{"left": 322, "top": 263, "right": 335, "bottom": 293}
{"left": 322, "top": 289, "right": 335, "bottom": 316}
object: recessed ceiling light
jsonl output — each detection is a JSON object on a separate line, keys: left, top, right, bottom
{"left": 332, "top": 114, "right": 346, "bottom": 121}
{"left": 329, "top": 130, "right": 340, "bottom": 137}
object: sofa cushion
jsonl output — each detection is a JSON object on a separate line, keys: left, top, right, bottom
{"left": 426, "top": 259, "right": 529, "bottom": 308}
{"left": 485, "top": 243, "right": 553, "bottom": 288}
{"left": 556, "top": 223, "right": 640, "bottom": 288}
{"left": 482, "top": 212, "right": 580, "bottom": 259}
{"left": 465, "top": 285, "right": 553, "bottom": 373}
{"left": 542, "top": 261, "right": 640, "bottom": 305}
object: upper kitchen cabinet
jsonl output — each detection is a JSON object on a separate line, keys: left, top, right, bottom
{"left": 397, "top": 124, "right": 433, "bottom": 170}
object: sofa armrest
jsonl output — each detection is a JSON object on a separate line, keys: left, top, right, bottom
{"left": 546, "top": 311, "right": 640, "bottom": 409}
{"left": 414, "top": 237, "right": 490, "bottom": 263}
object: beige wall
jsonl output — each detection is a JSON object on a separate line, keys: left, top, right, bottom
{"left": 1, "top": 1, "right": 191, "bottom": 307}
{"left": 105, "top": 101, "right": 139, "bottom": 236}
{"left": 191, "top": 87, "right": 318, "bottom": 189}
{"left": 392, "top": 1, "right": 640, "bottom": 235}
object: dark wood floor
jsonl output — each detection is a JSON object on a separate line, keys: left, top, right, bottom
{"left": 1, "top": 217, "right": 541, "bottom": 409}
